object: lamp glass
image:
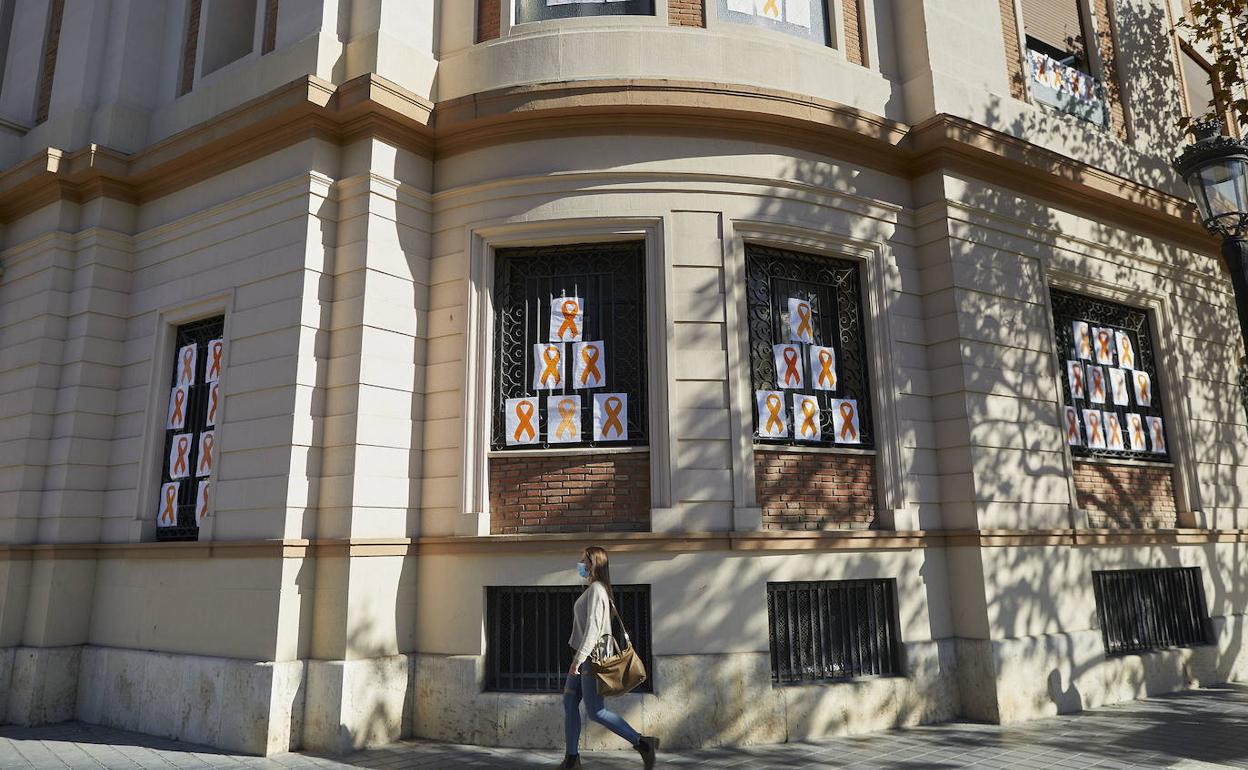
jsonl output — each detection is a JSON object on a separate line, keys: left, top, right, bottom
{"left": 1188, "top": 157, "right": 1248, "bottom": 222}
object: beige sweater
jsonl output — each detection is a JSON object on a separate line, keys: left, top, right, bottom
{"left": 568, "top": 581, "right": 611, "bottom": 667}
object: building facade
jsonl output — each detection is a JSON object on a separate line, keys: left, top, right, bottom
{"left": 0, "top": 0, "right": 1246, "bottom": 757}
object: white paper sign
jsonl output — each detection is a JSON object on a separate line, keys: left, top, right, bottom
{"left": 1086, "top": 365, "right": 1106, "bottom": 405}
{"left": 756, "top": 390, "right": 788, "bottom": 438}
{"left": 1109, "top": 368, "right": 1130, "bottom": 406}
{"left": 533, "top": 343, "right": 564, "bottom": 389}
{"left": 167, "top": 385, "right": 189, "bottom": 430}
{"left": 785, "top": 0, "right": 811, "bottom": 26}
{"left": 206, "top": 338, "right": 224, "bottom": 383}
{"left": 504, "top": 397, "right": 540, "bottom": 446}
{"left": 206, "top": 382, "right": 220, "bottom": 427}
{"left": 1067, "top": 360, "right": 1085, "bottom": 399}
{"left": 1063, "top": 405, "right": 1081, "bottom": 446}
{"left": 196, "top": 430, "right": 215, "bottom": 478}
{"left": 572, "top": 341, "right": 606, "bottom": 389}
{"left": 157, "top": 481, "right": 179, "bottom": 527}
{"left": 547, "top": 395, "right": 582, "bottom": 443}
{"left": 792, "top": 393, "right": 821, "bottom": 441}
{"left": 831, "top": 398, "right": 861, "bottom": 444}
{"left": 1073, "top": 321, "right": 1093, "bottom": 360}
{"left": 1105, "top": 413, "right": 1125, "bottom": 450}
{"left": 1147, "top": 416, "right": 1167, "bottom": 454}
{"left": 176, "top": 343, "right": 197, "bottom": 387}
{"left": 1082, "top": 409, "right": 1107, "bottom": 449}
{"left": 195, "top": 481, "right": 210, "bottom": 526}
{"left": 773, "top": 343, "right": 804, "bottom": 389}
{"left": 788, "top": 297, "right": 814, "bottom": 343}
{"left": 169, "top": 433, "right": 193, "bottom": 479}
{"left": 550, "top": 296, "right": 583, "bottom": 342}
{"left": 1126, "top": 413, "right": 1147, "bottom": 451}
{"left": 1115, "top": 331, "right": 1136, "bottom": 370}
{"left": 1092, "top": 327, "right": 1116, "bottom": 365}
{"left": 593, "top": 393, "right": 629, "bottom": 442}
{"left": 1132, "top": 370, "right": 1152, "bottom": 407}
{"left": 810, "top": 345, "right": 837, "bottom": 391}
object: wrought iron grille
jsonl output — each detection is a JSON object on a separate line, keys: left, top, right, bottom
{"left": 515, "top": 0, "right": 653, "bottom": 22}
{"left": 492, "top": 242, "right": 648, "bottom": 450}
{"left": 745, "top": 244, "right": 874, "bottom": 448}
{"left": 766, "top": 579, "right": 901, "bottom": 684}
{"left": 486, "top": 584, "right": 653, "bottom": 693}
{"left": 155, "top": 316, "right": 224, "bottom": 542}
{"left": 1239, "top": 355, "right": 1248, "bottom": 423}
{"left": 1092, "top": 567, "right": 1210, "bottom": 656}
{"left": 1050, "top": 289, "right": 1169, "bottom": 461}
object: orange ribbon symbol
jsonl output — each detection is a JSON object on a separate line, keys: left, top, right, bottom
{"left": 180, "top": 347, "right": 195, "bottom": 383}
{"left": 580, "top": 345, "right": 602, "bottom": 385}
{"left": 1087, "top": 415, "right": 1103, "bottom": 445}
{"left": 556, "top": 299, "right": 580, "bottom": 340}
{"left": 602, "top": 396, "right": 625, "bottom": 438}
{"left": 1131, "top": 416, "right": 1145, "bottom": 447}
{"left": 1066, "top": 410, "right": 1078, "bottom": 440}
{"left": 799, "top": 399, "right": 818, "bottom": 438}
{"left": 554, "top": 398, "right": 578, "bottom": 439}
{"left": 764, "top": 394, "right": 784, "bottom": 434}
{"left": 1136, "top": 373, "right": 1149, "bottom": 403}
{"left": 209, "top": 342, "right": 223, "bottom": 380}
{"left": 795, "top": 303, "right": 813, "bottom": 341}
{"left": 1078, "top": 327, "right": 1091, "bottom": 358}
{"left": 539, "top": 346, "right": 561, "bottom": 386}
{"left": 513, "top": 400, "right": 536, "bottom": 442}
{"left": 762, "top": 0, "right": 779, "bottom": 16}
{"left": 198, "top": 434, "right": 214, "bottom": 475}
{"left": 816, "top": 349, "right": 835, "bottom": 388}
{"left": 1118, "top": 336, "right": 1133, "bottom": 368}
{"left": 782, "top": 347, "right": 801, "bottom": 386}
{"left": 1152, "top": 421, "right": 1165, "bottom": 450}
{"left": 160, "top": 485, "right": 177, "bottom": 525}
{"left": 838, "top": 402, "right": 858, "bottom": 440}
{"left": 171, "top": 389, "right": 185, "bottom": 425}
{"left": 1071, "top": 365, "right": 1083, "bottom": 395}
{"left": 1108, "top": 419, "right": 1122, "bottom": 447}
{"left": 1097, "top": 329, "right": 1112, "bottom": 360}
{"left": 172, "top": 436, "right": 190, "bottom": 475}
{"left": 207, "top": 385, "right": 218, "bottom": 425}
{"left": 1090, "top": 370, "right": 1104, "bottom": 400}
{"left": 200, "top": 483, "right": 210, "bottom": 511}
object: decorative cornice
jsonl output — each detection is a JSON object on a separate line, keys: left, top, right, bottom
{"left": 0, "top": 75, "right": 1212, "bottom": 252}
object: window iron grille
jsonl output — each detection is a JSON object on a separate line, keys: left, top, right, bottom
{"left": 766, "top": 579, "right": 901, "bottom": 684}
{"left": 156, "top": 315, "right": 224, "bottom": 542}
{"left": 492, "top": 242, "right": 648, "bottom": 450}
{"left": 745, "top": 244, "right": 874, "bottom": 448}
{"left": 486, "top": 584, "right": 653, "bottom": 693}
{"left": 1050, "top": 288, "right": 1169, "bottom": 462}
{"left": 1092, "top": 567, "right": 1210, "bottom": 656}
{"left": 515, "top": 0, "right": 653, "bottom": 23}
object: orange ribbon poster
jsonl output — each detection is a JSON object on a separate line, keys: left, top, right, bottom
{"left": 755, "top": 390, "right": 788, "bottom": 438}
{"left": 547, "top": 395, "right": 582, "bottom": 444}
{"left": 550, "top": 296, "right": 583, "bottom": 343}
{"left": 166, "top": 385, "right": 189, "bottom": 430}
{"left": 1064, "top": 405, "right": 1080, "bottom": 446}
{"left": 176, "top": 343, "right": 197, "bottom": 386}
{"left": 1067, "top": 360, "right": 1085, "bottom": 399}
{"left": 729, "top": 0, "right": 810, "bottom": 26}
{"left": 1132, "top": 370, "right": 1152, "bottom": 407}
{"left": 810, "top": 345, "right": 837, "bottom": 391}
{"left": 1127, "top": 413, "right": 1146, "bottom": 450}
{"left": 1108, "top": 368, "right": 1130, "bottom": 406}
{"left": 196, "top": 431, "right": 215, "bottom": 477}
{"left": 504, "top": 397, "right": 540, "bottom": 446}
{"left": 195, "top": 481, "right": 210, "bottom": 526}
{"left": 206, "top": 382, "right": 220, "bottom": 427}
{"left": 831, "top": 398, "right": 861, "bottom": 445}
{"left": 206, "top": 338, "right": 224, "bottom": 383}
{"left": 169, "top": 433, "right": 192, "bottom": 479}
{"left": 787, "top": 298, "right": 815, "bottom": 344}
{"left": 1105, "top": 413, "right": 1125, "bottom": 451}
{"left": 573, "top": 341, "right": 606, "bottom": 389}
{"left": 1114, "top": 331, "right": 1135, "bottom": 370}
{"left": 773, "top": 344, "right": 804, "bottom": 389}
{"left": 792, "top": 394, "right": 821, "bottom": 442}
{"left": 1147, "top": 416, "right": 1166, "bottom": 454}
{"left": 1082, "top": 409, "right": 1106, "bottom": 449}
{"left": 156, "top": 481, "right": 179, "bottom": 527}
{"left": 593, "top": 393, "right": 628, "bottom": 442}
{"left": 533, "top": 343, "right": 564, "bottom": 389}
{"left": 1092, "top": 327, "right": 1116, "bottom": 365}
{"left": 1072, "top": 321, "right": 1093, "bottom": 360}
{"left": 1086, "top": 364, "right": 1106, "bottom": 405}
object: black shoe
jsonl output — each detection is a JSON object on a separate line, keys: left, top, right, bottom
{"left": 556, "top": 754, "right": 582, "bottom": 769}
{"left": 634, "top": 736, "right": 659, "bottom": 769}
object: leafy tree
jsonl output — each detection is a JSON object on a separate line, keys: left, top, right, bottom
{"left": 1175, "top": 0, "right": 1248, "bottom": 132}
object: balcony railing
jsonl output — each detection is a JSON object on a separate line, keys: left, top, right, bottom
{"left": 1027, "top": 48, "right": 1108, "bottom": 128}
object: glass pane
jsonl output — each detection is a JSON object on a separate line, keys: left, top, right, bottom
{"left": 717, "top": 0, "right": 830, "bottom": 46}
{"left": 516, "top": 0, "right": 654, "bottom": 23}
{"left": 1197, "top": 158, "right": 1248, "bottom": 218}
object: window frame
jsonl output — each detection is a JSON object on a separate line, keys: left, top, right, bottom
{"left": 512, "top": 0, "right": 656, "bottom": 25}
{"left": 714, "top": 0, "right": 833, "bottom": 47}
{"left": 1092, "top": 567, "right": 1211, "bottom": 656}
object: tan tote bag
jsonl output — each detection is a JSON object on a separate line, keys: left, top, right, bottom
{"left": 590, "top": 601, "right": 647, "bottom": 696}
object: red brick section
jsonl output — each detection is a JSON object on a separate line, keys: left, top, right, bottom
{"left": 999, "top": 0, "right": 1027, "bottom": 100}
{"left": 178, "top": 0, "right": 201, "bottom": 96}
{"left": 669, "top": 0, "right": 704, "bottom": 27}
{"left": 35, "top": 0, "right": 64, "bottom": 124}
{"left": 1091, "top": 0, "right": 1129, "bottom": 141}
{"left": 490, "top": 452, "right": 650, "bottom": 534}
{"left": 1073, "top": 460, "right": 1178, "bottom": 529}
{"left": 755, "top": 451, "right": 878, "bottom": 530}
{"left": 842, "top": 0, "right": 865, "bottom": 66}
{"left": 477, "top": 0, "right": 501, "bottom": 42}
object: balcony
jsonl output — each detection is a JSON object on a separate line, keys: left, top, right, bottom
{"left": 1026, "top": 48, "right": 1108, "bottom": 128}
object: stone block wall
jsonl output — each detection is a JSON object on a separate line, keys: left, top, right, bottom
{"left": 489, "top": 453, "right": 650, "bottom": 534}
{"left": 754, "top": 451, "right": 878, "bottom": 530}
{"left": 1072, "top": 460, "right": 1178, "bottom": 528}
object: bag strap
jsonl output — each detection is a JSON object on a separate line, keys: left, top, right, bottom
{"left": 607, "top": 598, "right": 632, "bottom": 648}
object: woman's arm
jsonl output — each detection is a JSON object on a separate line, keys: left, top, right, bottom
{"left": 570, "top": 585, "right": 610, "bottom": 668}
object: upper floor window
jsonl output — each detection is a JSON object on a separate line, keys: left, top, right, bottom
{"left": 718, "top": 0, "right": 831, "bottom": 46}
{"left": 492, "top": 242, "right": 648, "bottom": 451}
{"left": 1019, "top": 0, "right": 1109, "bottom": 128}
{"left": 746, "top": 244, "right": 874, "bottom": 449}
{"left": 515, "top": 0, "right": 654, "bottom": 24}
{"left": 179, "top": 0, "right": 280, "bottom": 96}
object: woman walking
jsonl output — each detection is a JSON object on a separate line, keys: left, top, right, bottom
{"left": 559, "top": 546, "right": 659, "bottom": 769}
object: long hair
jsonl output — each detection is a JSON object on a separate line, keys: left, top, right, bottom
{"left": 583, "top": 545, "right": 614, "bottom": 604}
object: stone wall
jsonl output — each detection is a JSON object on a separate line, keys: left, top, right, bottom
{"left": 754, "top": 451, "right": 878, "bottom": 530}
{"left": 1072, "top": 460, "right": 1178, "bottom": 528}
{"left": 489, "top": 453, "right": 650, "bottom": 534}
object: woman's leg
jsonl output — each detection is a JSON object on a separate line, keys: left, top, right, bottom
{"left": 578, "top": 663, "right": 641, "bottom": 746}
{"left": 563, "top": 670, "right": 584, "bottom": 756}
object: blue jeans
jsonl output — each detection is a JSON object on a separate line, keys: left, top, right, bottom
{"left": 563, "top": 662, "right": 640, "bottom": 754}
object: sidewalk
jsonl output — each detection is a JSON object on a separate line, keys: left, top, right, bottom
{"left": 2, "top": 684, "right": 1246, "bottom": 769}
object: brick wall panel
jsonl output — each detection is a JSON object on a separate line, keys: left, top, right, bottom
{"left": 477, "top": 0, "right": 501, "bottom": 42}
{"left": 842, "top": 0, "right": 865, "bottom": 66}
{"left": 490, "top": 452, "right": 650, "bottom": 534}
{"left": 754, "top": 451, "right": 878, "bottom": 530}
{"left": 999, "top": 0, "right": 1027, "bottom": 100}
{"left": 668, "top": 0, "right": 704, "bottom": 27}
{"left": 1073, "top": 460, "right": 1178, "bottom": 528}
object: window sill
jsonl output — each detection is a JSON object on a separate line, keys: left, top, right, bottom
{"left": 1072, "top": 455, "right": 1174, "bottom": 470}
{"left": 489, "top": 446, "right": 649, "bottom": 458}
{"left": 771, "top": 672, "right": 906, "bottom": 688}
{"left": 753, "top": 443, "right": 876, "bottom": 456}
